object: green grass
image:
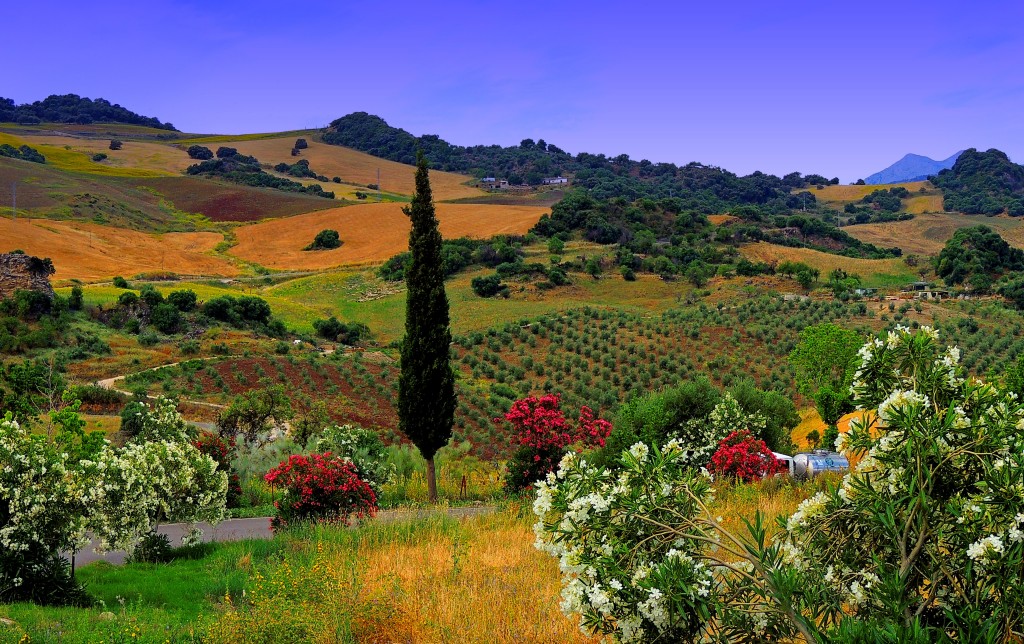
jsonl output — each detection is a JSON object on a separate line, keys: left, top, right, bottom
{"left": 0, "top": 539, "right": 286, "bottom": 643}
{"left": 0, "top": 133, "right": 169, "bottom": 178}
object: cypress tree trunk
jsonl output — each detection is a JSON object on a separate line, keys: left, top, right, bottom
{"left": 397, "top": 152, "right": 455, "bottom": 504}
{"left": 426, "top": 457, "right": 437, "bottom": 503}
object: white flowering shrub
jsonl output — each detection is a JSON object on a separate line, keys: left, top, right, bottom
{"left": 89, "top": 439, "right": 227, "bottom": 552}
{"left": 1, "top": 395, "right": 226, "bottom": 604}
{"left": 779, "top": 325, "right": 1024, "bottom": 639}
{"left": 534, "top": 442, "right": 721, "bottom": 642}
{"left": 536, "top": 326, "right": 1024, "bottom": 642}
{"left": 673, "top": 393, "right": 766, "bottom": 469}
{"left": 0, "top": 414, "right": 96, "bottom": 602}
{"left": 310, "top": 424, "right": 393, "bottom": 493}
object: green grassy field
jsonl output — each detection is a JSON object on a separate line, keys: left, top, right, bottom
{"left": 0, "top": 132, "right": 169, "bottom": 178}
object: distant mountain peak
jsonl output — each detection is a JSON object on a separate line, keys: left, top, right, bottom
{"left": 865, "top": 151, "right": 963, "bottom": 185}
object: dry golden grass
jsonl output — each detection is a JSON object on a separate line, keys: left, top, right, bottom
{"left": 806, "top": 181, "right": 930, "bottom": 205}
{"left": 739, "top": 242, "right": 916, "bottom": 286}
{"left": 707, "top": 214, "right": 738, "bottom": 225}
{"left": 206, "top": 510, "right": 600, "bottom": 644}
{"left": 845, "top": 212, "right": 1024, "bottom": 256}
{"left": 18, "top": 134, "right": 192, "bottom": 175}
{"left": 904, "top": 193, "right": 944, "bottom": 214}
{"left": 211, "top": 137, "right": 485, "bottom": 201}
{"left": 230, "top": 202, "right": 548, "bottom": 270}
{"left": 0, "top": 218, "right": 237, "bottom": 281}
{"left": 790, "top": 408, "right": 862, "bottom": 450}
{"left": 351, "top": 511, "right": 599, "bottom": 643}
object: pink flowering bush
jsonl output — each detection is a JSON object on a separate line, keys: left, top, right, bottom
{"left": 264, "top": 452, "right": 377, "bottom": 531}
{"left": 708, "top": 430, "right": 783, "bottom": 482}
{"left": 501, "top": 394, "right": 611, "bottom": 492}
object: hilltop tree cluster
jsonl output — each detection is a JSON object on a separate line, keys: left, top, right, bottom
{"left": 0, "top": 94, "right": 176, "bottom": 130}
{"left": 323, "top": 112, "right": 838, "bottom": 205}
{"left": 931, "top": 148, "right": 1024, "bottom": 216}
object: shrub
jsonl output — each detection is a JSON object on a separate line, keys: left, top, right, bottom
{"left": 138, "top": 330, "right": 159, "bottom": 346}
{"left": 304, "top": 229, "right": 342, "bottom": 251}
{"left": 139, "top": 283, "right": 164, "bottom": 307}
{"left": 471, "top": 274, "right": 508, "bottom": 298}
{"left": 187, "top": 144, "right": 214, "bottom": 160}
{"left": 166, "top": 289, "right": 197, "bottom": 312}
{"left": 194, "top": 431, "right": 242, "bottom": 508}
{"left": 264, "top": 453, "right": 377, "bottom": 531}
{"left": 707, "top": 430, "right": 783, "bottom": 482}
{"left": 216, "top": 146, "right": 237, "bottom": 158}
{"left": 310, "top": 424, "right": 393, "bottom": 494}
{"left": 312, "top": 316, "right": 369, "bottom": 344}
{"left": 150, "top": 302, "right": 181, "bottom": 333}
{"left": 68, "top": 285, "right": 84, "bottom": 310}
{"left": 112, "top": 275, "right": 129, "bottom": 289}
{"left": 108, "top": 139, "right": 122, "bottom": 151}
{"left": 117, "top": 291, "right": 139, "bottom": 307}
{"left": 501, "top": 394, "right": 611, "bottom": 492}
{"left": 534, "top": 326, "right": 1024, "bottom": 641}
{"left": 91, "top": 152, "right": 107, "bottom": 162}
{"left": 294, "top": 138, "right": 308, "bottom": 150}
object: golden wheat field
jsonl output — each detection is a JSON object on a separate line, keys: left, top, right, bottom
{"left": 230, "top": 202, "right": 549, "bottom": 270}
{"left": 0, "top": 218, "right": 237, "bottom": 281}
{"left": 805, "top": 181, "right": 930, "bottom": 205}
{"left": 203, "top": 137, "right": 485, "bottom": 201}
{"left": 844, "top": 212, "right": 1024, "bottom": 256}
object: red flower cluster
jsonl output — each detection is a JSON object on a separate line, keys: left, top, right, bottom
{"left": 501, "top": 394, "right": 612, "bottom": 492}
{"left": 264, "top": 452, "right": 377, "bottom": 531}
{"left": 503, "top": 394, "right": 612, "bottom": 452}
{"left": 708, "top": 430, "right": 784, "bottom": 483}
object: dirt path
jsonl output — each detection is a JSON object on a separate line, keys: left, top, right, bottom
{"left": 96, "top": 358, "right": 228, "bottom": 410}
{"left": 71, "top": 505, "right": 497, "bottom": 567}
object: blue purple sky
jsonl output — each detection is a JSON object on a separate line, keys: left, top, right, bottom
{"left": 4, "top": 1, "right": 1023, "bottom": 182}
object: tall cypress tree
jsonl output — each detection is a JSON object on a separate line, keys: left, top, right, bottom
{"left": 398, "top": 151, "right": 455, "bottom": 502}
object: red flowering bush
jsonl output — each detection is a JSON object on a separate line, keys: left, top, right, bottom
{"left": 708, "top": 430, "right": 784, "bottom": 482}
{"left": 264, "top": 452, "right": 377, "bottom": 531}
{"left": 194, "top": 431, "right": 242, "bottom": 508}
{"left": 501, "top": 394, "right": 612, "bottom": 492}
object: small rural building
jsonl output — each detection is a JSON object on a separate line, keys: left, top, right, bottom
{"left": 542, "top": 176, "right": 568, "bottom": 185}
{"left": 853, "top": 287, "right": 878, "bottom": 297}
{"left": 915, "top": 290, "right": 950, "bottom": 301}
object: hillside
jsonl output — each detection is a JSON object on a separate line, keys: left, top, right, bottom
{"left": 930, "top": 148, "right": 1024, "bottom": 215}
{"left": 231, "top": 202, "right": 548, "bottom": 269}
{"left": 324, "top": 112, "right": 835, "bottom": 210}
{"left": 864, "top": 151, "right": 961, "bottom": 184}
{"left": 187, "top": 134, "right": 485, "bottom": 201}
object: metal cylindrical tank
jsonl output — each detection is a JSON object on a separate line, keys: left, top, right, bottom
{"left": 792, "top": 450, "right": 849, "bottom": 479}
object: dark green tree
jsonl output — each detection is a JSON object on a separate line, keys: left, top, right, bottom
{"left": 397, "top": 152, "right": 455, "bottom": 502}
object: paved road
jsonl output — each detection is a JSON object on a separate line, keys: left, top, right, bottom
{"left": 71, "top": 505, "right": 496, "bottom": 568}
